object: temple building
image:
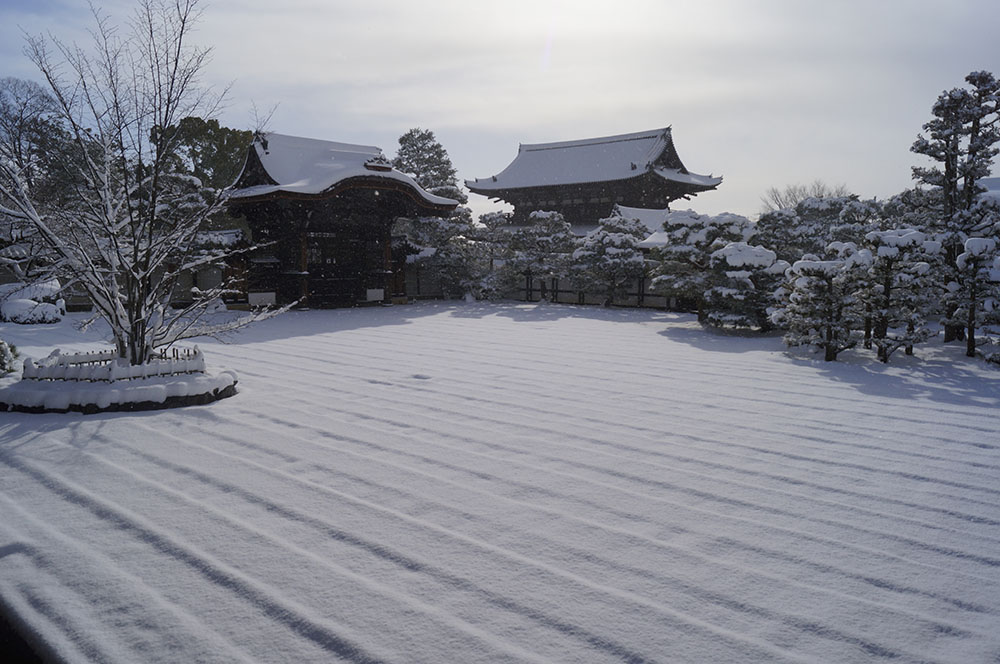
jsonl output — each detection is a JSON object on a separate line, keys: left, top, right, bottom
{"left": 228, "top": 133, "right": 457, "bottom": 307}
{"left": 466, "top": 126, "right": 721, "bottom": 228}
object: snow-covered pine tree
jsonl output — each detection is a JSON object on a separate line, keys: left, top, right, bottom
{"left": 507, "top": 211, "right": 577, "bottom": 301}
{"left": 859, "top": 229, "right": 941, "bottom": 362}
{"left": 391, "top": 127, "right": 479, "bottom": 297}
{"left": 755, "top": 195, "right": 876, "bottom": 265}
{"left": 649, "top": 210, "right": 752, "bottom": 320}
{"left": 704, "top": 242, "right": 787, "bottom": 330}
{"left": 951, "top": 217, "right": 1000, "bottom": 357}
{"left": 911, "top": 70, "right": 1000, "bottom": 342}
{"left": 475, "top": 211, "right": 516, "bottom": 299}
{"left": 571, "top": 209, "right": 648, "bottom": 306}
{"left": 773, "top": 243, "right": 868, "bottom": 361}
{"left": 392, "top": 128, "right": 467, "bottom": 204}
{"left": 396, "top": 206, "right": 482, "bottom": 298}
{"left": 0, "top": 0, "right": 277, "bottom": 365}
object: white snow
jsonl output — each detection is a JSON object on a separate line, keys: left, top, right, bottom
{"left": 712, "top": 242, "right": 776, "bottom": 268}
{"left": 229, "top": 133, "right": 457, "bottom": 207}
{"left": 2, "top": 303, "right": 1000, "bottom": 663}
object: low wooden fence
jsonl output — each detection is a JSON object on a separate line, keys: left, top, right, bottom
{"left": 22, "top": 347, "right": 206, "bottom": 382}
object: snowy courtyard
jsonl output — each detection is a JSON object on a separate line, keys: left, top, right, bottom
{"left": 1, "top": 302, "right": 999, "bottom": 663}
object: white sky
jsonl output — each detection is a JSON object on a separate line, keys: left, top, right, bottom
{"left": 1, "top": 0, "right": 998, "bottom": 219}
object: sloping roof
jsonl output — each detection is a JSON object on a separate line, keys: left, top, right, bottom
{"left": 465, "top": 127, "right": 721, "bottom": 193}
{"left": 229, "top": 133, "right": 457, "bottom": 207}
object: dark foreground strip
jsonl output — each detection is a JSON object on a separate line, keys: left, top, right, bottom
{"left": 0, "top": 383, "right": 237, "bottom": 415}
{"left": 0, "top": 595, "right": 47, "bottom": 664}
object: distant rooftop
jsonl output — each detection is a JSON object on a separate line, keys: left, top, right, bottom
{"left": 466, "top": 127, "right": 721, "bottom": 193}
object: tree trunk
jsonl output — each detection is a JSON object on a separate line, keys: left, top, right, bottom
{"left": 863, "top": 303, "right": 872, "bottom": 349}
{"left": 824, "top": 325, "right": 837, "bottom": 361}
{"left": 967, "top": 289, "right": 977, "bottom": 357}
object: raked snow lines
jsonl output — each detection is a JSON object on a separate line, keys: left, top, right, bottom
{"left": 2, "top": 302, "right": 1000, "bottom": 663}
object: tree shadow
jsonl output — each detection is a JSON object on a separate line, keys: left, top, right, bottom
{"left": 658, "top": 322, "right": 783, "bottom": 353}
{"left": 802, "top": 345, "right": 1000, "bottom": 408}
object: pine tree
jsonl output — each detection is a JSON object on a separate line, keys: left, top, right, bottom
{"left": 649, "top": 210, "right": 752, "bottom": 320}
{"left": 391, "top": 127, "right": 481, "bottom": 297}
{"left": 911, "top": 70, "right": 1000, "bottom": 342}
{"left": 951, "top": 213, "right": 1000, "bottom": 357}
{"left": 704, "top": 242, "right": 786, "bottom": 330}
{"left": 859, "top": 229, "right": 940, "bottom": 363}
{"left": 755, "top": 194, "right": 874, "bottom": 265}
{"left": 571, "top": 209, "right": 648, "bottom": 306}
{"left": 392, "top": 128, "right": 467, "bottom": 203}
{"left": 507, "top": 211, "right": 577, "bottom": 301}
{"left": 475, "top": 212, "right": 516, "bottom": 300}
{"left": 773, "top": 243, "right": 868, "bottom": 361}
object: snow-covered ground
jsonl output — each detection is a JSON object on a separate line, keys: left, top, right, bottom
{"left": 1, "top": 302, "right": 999, "bottom": 663}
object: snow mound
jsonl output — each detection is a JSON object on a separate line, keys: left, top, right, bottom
{"left": 0, "top": 298, "right": 64, "bottom": 324}
{"left": 0, "top": 368, "right": 238, "bottom": 414}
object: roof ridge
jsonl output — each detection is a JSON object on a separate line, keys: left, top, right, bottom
{"left": 520, "top": 127, "right": 670, "bottom": 152}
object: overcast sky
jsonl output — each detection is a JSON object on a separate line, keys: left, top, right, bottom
{"left": 1, "top": 0, "right": 997, "bottom": 219}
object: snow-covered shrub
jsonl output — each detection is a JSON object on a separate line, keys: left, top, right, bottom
{"left": 772, "top": 243, "right": 869, "bottom": 361}
{"left": 1, "top": 298, "right": 63, "bottom": 324}
{"left": 572, "top": 210, "right": 648, "bottom": 306}
{"left": 0, "top": 338, "right": 17, "bottom": 375}
{"left": 755, "top": 195, "right": 878, "bottom": 265}
{"left": 650, "top": 209, "right": 752, "bottom": 320}
{"left": 505, "top": 211, "right": 578, "bottom": 300}
{"left": 704, "top": 242, "right": 787, "bottom": 330}
{"left": 859, "top": 229, "right": 941, "bottom": 362}
{"left": 0, "top": 279, "right": 65, "bottom": 323}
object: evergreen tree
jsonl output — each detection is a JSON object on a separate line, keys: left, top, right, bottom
{"left": 159, "top": 116, "right": 253, "bottom": 190}
{"left": 755, "top": 194, "right": 874, "bottom": 265}
{"left": 951, "top": 219, "right": 1000, "bottom": 357}
{"left": 476, "top": 211, "right": 516, "bottom": 300}
{"left": 649, "top": 210, "right": 752, "bottom": 320}
{"left": 572, "top": 209, "right": 648, "bottom": 306}
{"left": 911, "top": 70, "right": 1000, "bottom": 342}
{"left": 859, "top": 229, "right": 940, "bottom": 363}
{"left": 392, "top": 127, "right": 467, "bottom": 203}
{"left": 395, "top": 206, "right": 480, "bottom": 298}
{"left": 773, "top": 243, "right": 868, "bottom": 361}
{"left": 507, "top": 210, "right": 577, "bottom": 301}
{"left": 704, "top": 242, "right": 787, "bottom": 330}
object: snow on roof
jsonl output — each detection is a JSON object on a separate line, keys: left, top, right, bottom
{"left": 229, "top": 133, "right": 457, "bottom": 207}
{"left": 465, "top": 127, "right": 721, "bottom": 192}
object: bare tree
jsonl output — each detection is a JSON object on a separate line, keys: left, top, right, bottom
{"left": 760, "top": 180, "right": 853, "bottom": 213}
{"left": 0, "top": 0, "right": 276, "bottom": 364}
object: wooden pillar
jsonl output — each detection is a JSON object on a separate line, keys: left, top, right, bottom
{"left": 299, "top": 233, "right": 309, "bottom": 304}
{"left": 383, "top": 225, "right": 393, "bottom": 303}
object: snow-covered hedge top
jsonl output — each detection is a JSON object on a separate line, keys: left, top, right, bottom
{"left": 712, "top": 242, "right": 776, "bottom": 268}
{"left": 663, "top": 210, "right": 754, "bottom": 242}
{"left": 230, "top": 133, "right": 457, "bottom": 207}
